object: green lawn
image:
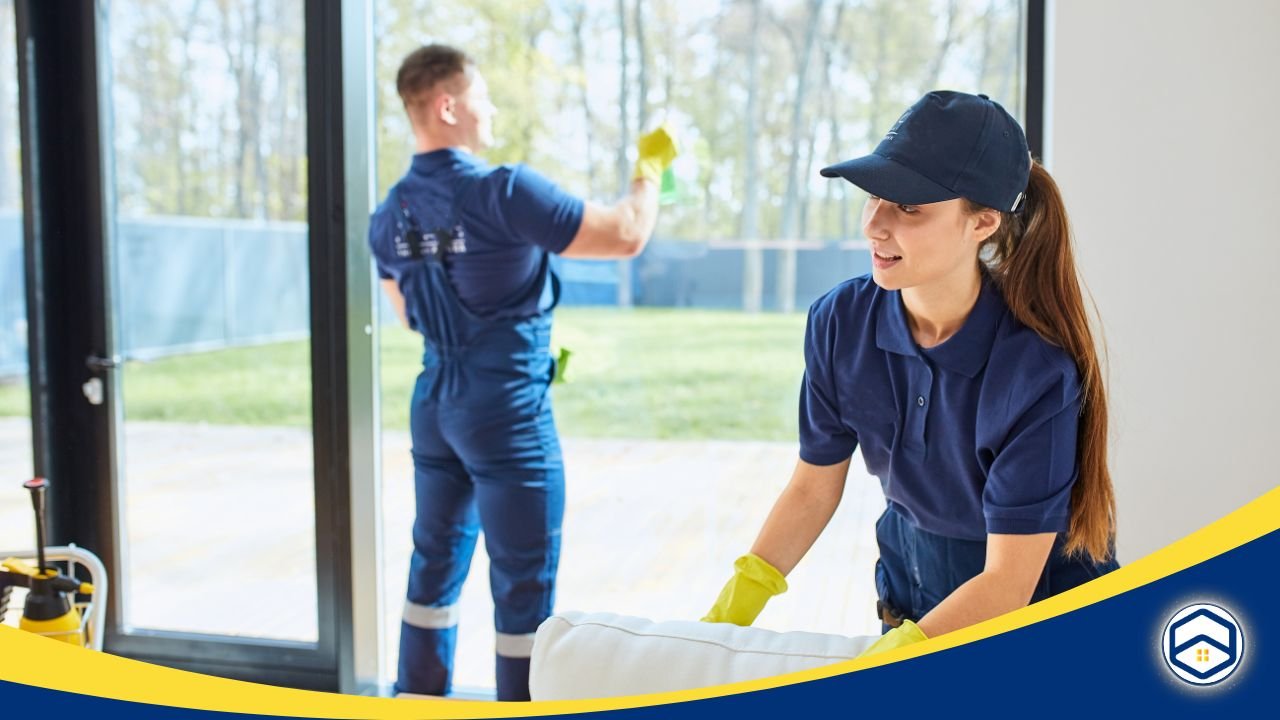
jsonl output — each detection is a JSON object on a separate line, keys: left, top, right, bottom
{"left": 0, "top": 308, "right": 808, "bottom": 441}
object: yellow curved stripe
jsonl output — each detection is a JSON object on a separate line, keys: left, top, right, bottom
{"left": 1, "top": 485, "right": 1275, "bottom": 718}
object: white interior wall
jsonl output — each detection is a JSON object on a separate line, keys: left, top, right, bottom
{"left": 1045, "top": 0, "right": 1280, "bottom": 562}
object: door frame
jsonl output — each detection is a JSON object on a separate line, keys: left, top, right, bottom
{"left": 14, "top": 0, "right": 381, "bottom": 693}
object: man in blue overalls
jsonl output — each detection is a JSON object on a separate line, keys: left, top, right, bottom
{"left": 368, "top": 44, "right": 677, "bottom": 701}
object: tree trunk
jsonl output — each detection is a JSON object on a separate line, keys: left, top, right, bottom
{"left": 633, "top": 0, "right": 649, "bottom": 130}
{"left": 977, "top": 0, "right": 998, "bottom": 90}
{"left": 615, "top": 0, "right": 633, "bottom": 307}
{"left": 0, "top": 9, "right": 11, "bottom": 207}
{"left": 862, "top": 0, "right": 891, "bottom": 224}
{"left": 570, "top": 1, "right": 596, "bottom": 196}
{"left": 702, "top": 1, "right": 731, "bottom": 231}
{"left": 998, "top": 0, "right": 1018, "bottom": 103}
{"left": 818, "top": 0, "right": 848, "bottom": 240}
{"left": 520, "top": 21, "right": 543, "bottom": 157}
{"left": 615, "top": 0, "right": 631, "bottom": 195}
{"left": 171, "top": 0, "right": 204, "bottom": 215}
{"left": 924, "top": 0, "right": 960, "bottom": 89}
{"left": 810, "top": 0, "right": 846, "bottom": 241}
{"left": 620, "top": 0, "right": 653, "bottom": 307}
{"left": 248, "top": 0, "right": 267, "bottom": 219}
{"left": 661, "top": 0, "right": 675, "bottom": 120}
{"left": 740, "top": 0, "right": 764, "bottom": 313}
{"left": 218, "top": 0, "right": 251, "bottom": 218}
{"left": 799, "top": 81, "right": 822, "bottom": 241}
{"left": 776, "top": 0, "right": 824, "bottom": 313}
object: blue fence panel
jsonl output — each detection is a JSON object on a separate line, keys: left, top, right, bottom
{"left": 224, "top": 223, "right": 310, "bottom": 342}
{"left": 116, "top": 217, "right": 309, "bottom": 358}
{"left": 0, "top": 212, "right": 24, "bottom": 376}
{"left": 794, "top": 243, "right": 874, "bottom": 309}
{"left": 559, "top": 240, "right": 872, "bottom": 311}
{"left": 117, "top": 218, "right": 230, "bottom": 354}
{"left": 630, "top": 239, "right": 871, "bottom": 311}
{"left": 551, "top": 255, "right": 619, "bottom": 306}
{"left": 0, "top": 214, "right": 875, "bottom": 377}
{"left": 634, "top": 240, "right": 741, "bottom": 309}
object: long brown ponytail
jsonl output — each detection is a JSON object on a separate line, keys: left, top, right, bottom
{"left": 969, "top": 161, "right": 1116, "bottom": 562}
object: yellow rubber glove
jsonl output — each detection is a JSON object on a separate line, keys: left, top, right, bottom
{"left": 632, "top": 123, "right": 679, "bottom": 185}
{"left": 701, "top": 553, "right": 788, "bottom": 626}
{"left": 856, "top": 619, "right": 928, "bottom": 659}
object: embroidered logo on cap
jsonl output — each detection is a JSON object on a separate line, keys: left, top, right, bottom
{"left": 884, "top": 108, "right": 913, "bottom": 140}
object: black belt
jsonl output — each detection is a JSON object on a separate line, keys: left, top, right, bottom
{"left": 876, "top": 599, "right": 907, "bottom": 628}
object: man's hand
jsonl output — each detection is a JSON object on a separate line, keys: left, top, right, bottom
{"left": 561, "top": 124, "right": 678, "bottom": 259}
{"left": 633, "top": 124, "right": 679, "bottom": 184}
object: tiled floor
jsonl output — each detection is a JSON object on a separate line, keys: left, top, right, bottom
{"left": 0, "top": 418, "right": 884, "bottom": 691}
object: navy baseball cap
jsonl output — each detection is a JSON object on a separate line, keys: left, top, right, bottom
{"left": 820, "top": 91, "right": 1031, "bottom": 212}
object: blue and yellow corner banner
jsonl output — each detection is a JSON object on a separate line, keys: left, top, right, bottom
{"left": 2, "top": 487, "right": 1276, "bottom": 718}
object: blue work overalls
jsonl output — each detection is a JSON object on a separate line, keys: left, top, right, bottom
{"left": 390, "top": 183, "right": 564, "bottom": 701}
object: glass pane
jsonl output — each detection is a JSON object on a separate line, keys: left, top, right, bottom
{"left": 374, "top": 0, "right": 1026, "bottom": 691}
{"left": 105, "top": 0, "right": 315, "bottom": 641}
{"left": 0, "top": 0, "right": 35, "bottom": 558}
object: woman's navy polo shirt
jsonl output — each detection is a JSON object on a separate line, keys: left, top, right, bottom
{"left": 799, "top": 273, "right": 1082, "bottom": 541}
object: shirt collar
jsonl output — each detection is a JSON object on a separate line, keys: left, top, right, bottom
{"left": 410, "top": 147, "right": 484, "bottom": 175}
{"left": 875, "top": 273, "right": 1007, "bottom": 378}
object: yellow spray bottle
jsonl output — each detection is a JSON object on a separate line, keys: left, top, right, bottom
{"left": 0, "top": 479, "right": 93, "bottom": 645}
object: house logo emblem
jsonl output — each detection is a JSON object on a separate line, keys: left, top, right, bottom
{"left": 1161, "top": 603, "right": 1244, "bottom": 686}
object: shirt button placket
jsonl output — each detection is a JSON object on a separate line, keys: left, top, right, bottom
{"left": 909, "top": 366, "right": 933, "bottom": 452}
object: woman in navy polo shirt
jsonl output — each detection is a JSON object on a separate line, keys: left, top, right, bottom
{"left": 703, "top": 91, "right": 1119, "bottom": 657}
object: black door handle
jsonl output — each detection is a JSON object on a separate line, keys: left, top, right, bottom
{"left": 85, "top": 354, "right": 124, "bottom": 374}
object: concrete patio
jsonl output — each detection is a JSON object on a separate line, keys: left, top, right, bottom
{"left": 0, "top": 417, "right": 883, "bottom": 691}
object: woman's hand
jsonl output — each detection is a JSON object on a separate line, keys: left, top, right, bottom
{"left": 915, "top": 532, "right": 1057, "bottom": 639}
{"left": 701, "top": 457, "right": 851, "bottom": 625}
{"left": 701, "top": 553, "right": 788, "bottom": 626}
{"left": 856, "top": 619, "right": 928, "bottom": 659}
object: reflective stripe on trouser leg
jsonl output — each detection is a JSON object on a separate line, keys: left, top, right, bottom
{"left": 495, "top": 632, "right": 536, "bottom": 702}
{"left": 397, "top": 408, "right": 481, "bottom": 697}
{"left": 440, "top": 378, "right": 565, "bottom": 700}
{"left": 482, "top": 474, "right": 562, "bottom": 702}
{"left": 489, "top": 512, "right": 560, "bottom": 704}
{"left": 399, "top": 601, "right": 461, "bottom": 694}
{"left": 466, "top": 408, "right": 564, "bottom": 702}
{"left": 403, "top": 600, "right": 460, "bottom": 629}
{"left": 496, "top": 631, "right": 536, "bottom": 658}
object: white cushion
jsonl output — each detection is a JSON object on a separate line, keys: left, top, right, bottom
{"left": 530, "top": 611, "right": 876, "bottom": 700}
